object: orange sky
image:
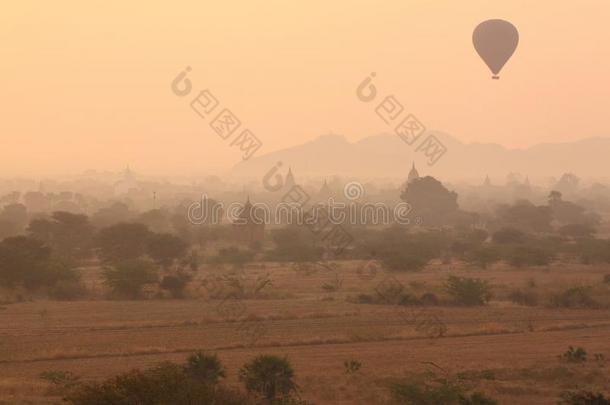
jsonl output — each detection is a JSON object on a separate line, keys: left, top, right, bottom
{"left": 1, "top": 1, "right": 609, "bottom": 176}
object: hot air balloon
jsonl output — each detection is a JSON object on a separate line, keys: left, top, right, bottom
{"left": 473, "top": 19, "right": 519, "bottom": 79}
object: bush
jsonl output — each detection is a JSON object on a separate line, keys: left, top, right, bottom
{"left": 445, "top": 276, "right": 491, "bottom": 306}
{"left": 185, "top": 351, "right": 225, "bottom": 384}
{"left": 604, "top": 274, "right": 610, "bottom": 284}
{"left": 551, "top": 286, "right": 599, "bottom": 309}
{"left": 492, "top": 228, "right": 525, "bottom": 244}
{"left": 575, "top": 239, "right": 610, "bottom": 264}
{"left": 559, "top": 390, "right": 610, "bottom": 405}
{"left": 561, "top": 346, "right": 587, "bottom": 363}
{"left": 391, "top": 380, "right": 463, "bottom": 405}
{"left": 464, "top": 246, "right": 501, "bottom": 269}
{"left": 103, "top": 259, "right": 158, "bottom": 299}
{"left": 391, "top": 379, "right": 497, "bottom": 405}
{"left": 508, "top": 289, "right": 539, "bottom": 306}
{"left": 160, "top": 273, "right": 191, "bottom": 298}
{"left": 343, "top": 359, "right": 362, "bottom": 374}
{"left": 506, "top": 245, "right": 553, "bottom": 267}
{"left": 65, "top": 361, "right": 247, "bottom": 405}
{"left": 239, "top": 355, "right": 297, "bottom": 402}
{"left": 40, "top": 370, "right": 80, "bottom": 394}
{"left": 146, "top": 233, "right": 188, "bottom": 268}
{"left": 49, "top": 280, "right": 88, "bottom": 301}
{"left": 211, "top": 247, "right": 255, "bottom": 269}
{"left": 0, "top": 236, "right": 78, "bottom": 290}
{"left": 420, "top": 292, "right": 440, "bottom": 306}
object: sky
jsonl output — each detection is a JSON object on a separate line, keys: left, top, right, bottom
{"left": 1, "top": 0, "right": 609, "bottom": 176}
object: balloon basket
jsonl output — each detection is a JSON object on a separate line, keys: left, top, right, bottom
{"left": 492, "top": 75, "right": 500, "bottom": 80}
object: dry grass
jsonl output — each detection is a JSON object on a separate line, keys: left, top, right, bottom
{"left": 0, "top": 260, "right": 609, "bottom": 403}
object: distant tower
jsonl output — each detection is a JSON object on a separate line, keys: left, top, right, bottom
{"left": 407, "top": 162, "right": 420, "bottom": 184}
{"left": 315, "top": 179, "right": 334, "bottom": 202}
{"left": 113, "top": 165, "right": 138, "bottom": 196}
{"left": 284, "top": 167, "right": 296, "bottom": 189}
{"left": 233, "top": 197, "right": 265, "bottom": 245}
{"left": 483, "top": 175, "right": 491, "bottom": 187}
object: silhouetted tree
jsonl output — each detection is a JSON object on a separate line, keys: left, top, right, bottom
{"left": 97, "top": 223, "right": 151, "bottom": 263}
{"left": 239, "top": 355, "right": 297, "bottom": 402}
{"left": 28, "top": 211, "right": 94, "bottom": 260}
{"left": 103, "top": 259, "right": 157, "bottom": 298}
{"left": 400, "top": 176, "right": 458, "bottom": 226}
{"left": 0, "top": 236, "right": 76, "bottom": 289}
{"left": 146, "top": 233, "right": 188, "bottom": 268}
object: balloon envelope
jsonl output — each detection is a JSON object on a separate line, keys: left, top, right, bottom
{"left": 473, "top": 19, "right": 519, "bottom": 79}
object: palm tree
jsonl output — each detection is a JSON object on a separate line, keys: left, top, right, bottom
{"left": 239, "top": 355, "right": 297, "bottom": 402}
{"left": 185, "top": 351, "right": 226, "bottom": 384}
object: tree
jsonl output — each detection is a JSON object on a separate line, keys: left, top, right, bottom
{"left": 401, "top": 176, "right": 458, "bottom": 226}
{"left": 465, "top": 246, "right": 501, "bottom": 269}
{"left": 506, "top": 245, "right": 553, "bottom": 267}
{"left": 492, "top": 228, "right": 525, "bottom": 244}
{"left": 90, "top": 202, "right": 133, "bottom": 229}
{"left": 559, "top": 223, "right": 596, "bottom": 239}
{"left": 146, "top": 233, "right": 187, "bottom": 268}
{"left": 494, "top": 200, "right": 552, "bottom": 233}
{"left": 267, "top": 226, "right": 322, "bottom": 262}
{"left": 66, "top": 361, "right": 247, "bottom": 405}
{"left": 185, "top": 351, "right": 226, "bottom": 384}
{"left": 445, "top": 276, "right": 491, "bottom": 306}
{"left": 28, "top": 211, "right": 94, "bottom": 261}
{"left": 548, "top": 191, "right": 599, "bottom": 226}
{"left": 0, "top": 236, "right": 76, "bottom": 289}
{"left": 137, "top": 209, "right": 172, "bottom": 233}
{"left": 160, "top": 273, "right": 191, "bottom": 298}
{"left": 0, "top": 203, "right": 28, "bottom": 238}
{"left": 212, "top": 247, "right": 255, "bottom": 270}
{"left": 103, "top": 259, "right": 157, "bottom": 298}
{"left": 239, "top": 355, "right": 297, "bottom": 402}
{"left": 97, "top": 223, "right": 151, "bottom": 263}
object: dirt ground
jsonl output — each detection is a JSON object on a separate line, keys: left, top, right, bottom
{"left": 1, "top": 261, "right": 609, "bottom": 404}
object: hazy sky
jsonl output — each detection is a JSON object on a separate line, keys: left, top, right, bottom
{"left": 1, "top": 1, "right": 609, "bottom": 176}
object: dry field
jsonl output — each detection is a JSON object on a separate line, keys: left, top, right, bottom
{"left": 1, "top": 261, "right": 610, "bottom": 404}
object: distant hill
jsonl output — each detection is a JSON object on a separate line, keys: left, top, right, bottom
{"left": 230, "top": 132, "right": 610, "bottom": 182}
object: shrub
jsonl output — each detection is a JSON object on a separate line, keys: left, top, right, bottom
{"left": 0, "top": 236, "right": 78, "bottom": 290}
{"left": 445, "top": 276, "right": 491, "bottom": 306}
{"left": 160, "top": 273, "right": 191, "bottom": 298}
{"left": 492, "top": 228, "right": 525, "bottom": 244}
{"left": 561, "top": 346, "right": 587, "bottom": 363}
{"left": 49, "top": 280, "right": 88, "bottom": 301}
{"left": 559, "top": 390, "right": 610, "bottom": 404}
{"left": 420, "top": 292, "right": 440, "bottom": 306}
{"left": 551, "top": 286, "right": 599, "bottom": 309}
{"left": 65, "top": 361, "right": 247, "bottom": 405}
{"left": 459, "top": 392, "right": 498, "bottom": 405}
{"left": 508, "top": 289, "right": 539, "bottom": 306}
{"left": 506, "top": 245, "right": 553, "bottom": 267}
{"left": 559, "top": 224, "right": 596, "bottom": 239}
{"left": 343, "top": 359, "right": 362, "bottom": 374}
{"left": 40, "top": 370, "right": 80, "bottom": 394}
{"left": 185, "top": 351, "right": 225, "bottom": 384}
{"left": 391, "top": 380, "right": 463, "bottom": 405}
{"left": 102, "top": 259, "right": 158, "bottom": 299}
{"left": 575, "top": 239, "right": 610, "bottom": 264}
{"left": 604, "top": 274, "right": 610, "bottom": 284}
{"left": 146, "top": 233, "right": 188, "bottom": 268}
{"left": 239, "top": 355, "right": 297, "bottom": 402}
{"left": 211, "top": 247, "right": 255, "bottom": 269}
{"left": 465, "top": 246, "right": 501, "bottom": 269}
{"left": 391, "top": 379, "right": 497, "bottom": 405}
